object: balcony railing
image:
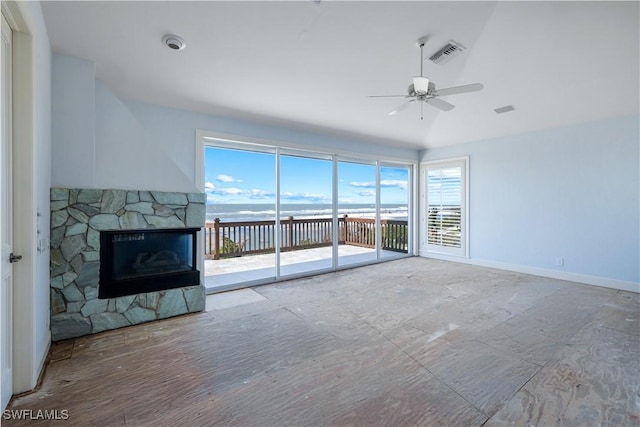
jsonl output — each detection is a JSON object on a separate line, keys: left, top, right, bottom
{"left": 204, "top": 215, "right": 408, "bottom": 260}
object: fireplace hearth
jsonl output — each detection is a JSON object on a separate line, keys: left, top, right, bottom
{"left": 99, "top": 228, "right": 200, "bottom": 298}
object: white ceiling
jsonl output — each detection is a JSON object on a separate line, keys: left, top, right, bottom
{"left": 41, "top": 1, "right": 639, "bottom": 150}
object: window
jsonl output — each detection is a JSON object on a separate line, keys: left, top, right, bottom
{"left": 197, "top": 133, "right": 416, "bottom": 292}
{"left": 422, "top": 158, "right": 468, "bottom": 257}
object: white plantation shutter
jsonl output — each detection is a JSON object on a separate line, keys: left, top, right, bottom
{"left": 423, "top": 159, "right": 467, "bottom": 257}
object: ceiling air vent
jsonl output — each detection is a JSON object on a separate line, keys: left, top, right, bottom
{"left": 494, "top": 105, "right": 516, "bottom": 114}
{"left": 428, "top": 40, "right": 466, "bottom": 65}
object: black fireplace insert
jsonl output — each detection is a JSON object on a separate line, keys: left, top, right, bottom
{"left": 99, "top": 228, "right": 200, "bottom": 298}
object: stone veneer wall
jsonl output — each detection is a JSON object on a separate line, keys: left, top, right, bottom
{"left": 50, "top": 188, "right": 207, "bottom": 341}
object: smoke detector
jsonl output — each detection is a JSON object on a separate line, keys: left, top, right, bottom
{"left": 428, "top": 40, "right": 465, "bottom": 65}
{"left": 162, "top": 34, "right": 186, "bottom": 51}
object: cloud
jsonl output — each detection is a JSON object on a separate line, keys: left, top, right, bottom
{"left": 217, "top": 174, "right": 242, "bottom": 183}
{"left": 207, "top": 187, "right": 275, "bottom": 200}
{"left": 349, "top": 181, "right": 375, "bottom": 188}
{"left": 248, "top": 189, "right": 275, "bottom": 199}
{"left": 357, "top": 190, "right": 376, "bottom": 197}
{"left": 211, "top": 187, "right": 244, "bottom": 195}
{"left": 204, "top": 182, "right": 216, "bottom": 191}
{"left": 281, "top": 192, "right": 330, "bottom": 203}
{"left": 349, "top": 180, "right": 407, "bottom": 190}
{"left": 381, "top": 179, "right": 408, "bottom": 189}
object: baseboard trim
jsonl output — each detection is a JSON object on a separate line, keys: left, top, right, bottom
{"left": 419, "top": 251, "right": 639, "bottom": 293}
{"left": 34, "top": 330, "right": 51, "bottom": 388}
{"left": 10, "top": 330, "right": 51, "bottom": 406}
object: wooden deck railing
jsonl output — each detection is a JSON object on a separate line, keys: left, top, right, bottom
{"left": 381, "top": 219, "right": 410, "bottom": 253}
{"left": 205, "top": 215, "right": 408, "bottom": 259}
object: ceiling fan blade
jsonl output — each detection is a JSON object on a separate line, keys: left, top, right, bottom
{"left": 368, "top": 95, "right": 410, "bottom": 98}
{"left": 433, "top": 83, "right": 484, "bottom": 97}
{"left": 425, "top": 97, "right": 455, "bottom": 111}
{"left": 389, "top": 99, "right": 416, "bottom": 115}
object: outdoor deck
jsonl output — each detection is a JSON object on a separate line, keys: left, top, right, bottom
{"left": 205, "top": 246, "right": 405, "bottom": 291}
{"left": 203, "top": 215, "right": 409, "bottom": 292}
{"left": 205, "top": 216, "right": 408, "bottom": 259}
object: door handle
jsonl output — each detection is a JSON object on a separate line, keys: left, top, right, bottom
{"left": 9, "top": 253, "right": 22, "bottom": 263}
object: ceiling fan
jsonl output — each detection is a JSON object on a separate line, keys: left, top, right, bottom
{"left": 369, "top": 37, "right": 484, "bottom": 119}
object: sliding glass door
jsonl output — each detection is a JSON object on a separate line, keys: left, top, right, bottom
{"left": 203, "top": 146, "right": 276, "bottom": 291}
{"left": 337, "top": 160, "right": 378, "bottom": 267}
{"left": 380, "top": 165, "right": 410, "bottom": 259}
{"left": 202, "top": 138, "right": 414, "bottom": 292}
{"left": 279, "top": 152, "right": 334, "bottom": 276}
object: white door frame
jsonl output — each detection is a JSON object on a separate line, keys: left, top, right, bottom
{"left": 1, "top": 1, "right": 41, "bottom": 400}
{"left": 1, "top": 10, "right": 14, "bottom": 411}
{"left": 420, "top": 157, "right": 470, "bottom": 258}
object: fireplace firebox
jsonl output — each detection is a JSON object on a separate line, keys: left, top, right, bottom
{"left": 99, "top": 228, "right": 200, "bottom": 299}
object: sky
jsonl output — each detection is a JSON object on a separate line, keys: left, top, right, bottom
{"left": 204, "top": 146, "right": 409, "bottom": 205}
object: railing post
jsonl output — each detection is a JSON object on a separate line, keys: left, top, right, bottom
{"left": 213, "top": 218, "right": 220, "bottom": 260}
{"left": 343, "top": 214, "right": 348, "bottom": 243}
{"left": 288, "top": 216, "right": 294, "bottom": 249}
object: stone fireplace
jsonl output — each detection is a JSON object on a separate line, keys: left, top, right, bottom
{"left": 50, "top": 188, "right": 206, "bottom": 341}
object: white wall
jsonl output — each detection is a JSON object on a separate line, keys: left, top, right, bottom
{"left": 93, "top": 80, "right": 196, "bottom": 191}
{"left": 51, "top": 52, "right": 638, "bottom": 290}
{"left": 421, "top": 115, "right": 640, "bottom": 290}
{"left": 51, "top": 53, "right": 418, "bottom": 193}
{"left": 125, "top": 99, "right": 419, "bottom": 163}
{"left": 51, "top": 54, "right": 94, "bottom": 187}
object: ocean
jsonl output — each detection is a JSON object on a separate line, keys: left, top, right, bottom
{"left": 206, "top": 203, "right": 408, "bottom": 222}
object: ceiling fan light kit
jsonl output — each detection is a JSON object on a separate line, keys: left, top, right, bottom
{"left": 413, "top": 76, "right": 429, "bottom": 94}
{"left": 368, "top": 36, "right": 483, "bottom": 120}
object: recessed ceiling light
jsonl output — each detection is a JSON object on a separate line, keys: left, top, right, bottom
{"left": 162, "top": 34, "right": 186, "bottom": 51}
{"left": 494, "top": 105, "right": 515, "bottom": 114}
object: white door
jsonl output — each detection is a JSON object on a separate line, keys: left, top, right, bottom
{"left": 1, "top": 12, "right": 14, "bottom": 410}
{"left": 422, "top": 159, "right": 468, "bottom": 257}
